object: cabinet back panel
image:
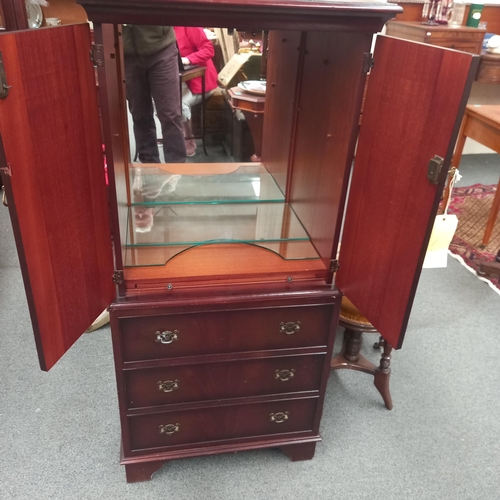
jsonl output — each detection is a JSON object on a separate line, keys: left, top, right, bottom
{"left": 288, "top": 31, "right": 372, "bottom": 270}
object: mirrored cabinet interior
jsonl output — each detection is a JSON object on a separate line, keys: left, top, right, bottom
{"left": 0, "top": 0, "right": 478, "bottom": 482}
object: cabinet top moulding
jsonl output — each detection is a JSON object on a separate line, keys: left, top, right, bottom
{"left": 77, "top": 0, "right": 402, "bottom": 31}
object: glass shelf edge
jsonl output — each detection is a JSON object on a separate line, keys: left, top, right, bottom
{"left": 130, "top": 199, "right": 285, "bottom": 206}
{"left": 126, "top": 237, "right": 311, "bottom": 248}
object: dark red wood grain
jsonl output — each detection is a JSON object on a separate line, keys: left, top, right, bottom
{"left": 78, "top": 0, "right": 400, "bottom": 32}
{"left": 119, "top": 304, "right": 333, "bottom": 362}
{"left": 94, "top": 24, "right": 130, "bottom": 296}
{"left": 124, "top": 354, "right": 325, "bottom": 408}
{"left": 109, "top": 288, "right": 339, "bottom": 460}
{"left": 0, "top": 25, "right": 115, "bottom": 370}
{"left": 262, "top": 30, "right": 302, "bottom": 195}
{"left": 128, "top": 396, "right": 318, "bottom": 452}
{"left": 337, "top": 36, "right": 478, "bottom": 349}
{"left": 0, "top": 0, "right": 28, "bottom": 31}
{"left": 289, "top": 31, "right": 372, "bottom": 271}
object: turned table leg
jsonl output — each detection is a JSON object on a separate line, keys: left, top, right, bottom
{"left": 374, "top": 342, "right": 393, "bottom": 411}
{"left": 331, "top": 329, "right": 393, "bottom": 410}
{"left": 482, "top": 177, "right": 500, "bottom": 246}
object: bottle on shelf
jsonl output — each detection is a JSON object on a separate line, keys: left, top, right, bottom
{"left": 449, "top": 0, "right": 466, "bottom": 27}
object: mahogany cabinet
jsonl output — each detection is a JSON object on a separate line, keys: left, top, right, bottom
{"left": 0, "top": 0, "right": 478, "bottom": 483}
{"left": 386, "top": 21, "right": 486, "bottom": 55}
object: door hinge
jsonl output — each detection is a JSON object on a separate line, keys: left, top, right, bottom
{"left": 0, "top": 163, "right": 12, "bottom": 176}
{"left": 0, "top": 51, "right": 12, "bottom": 99}
{"left": 112, "top": 270, "right": 124, "bottom": 285}
{"left": 427, "top": 155, "right": 444, "bottom": 184}
{"left": 363, "top": 53, "right": 374, "bottom": 74}
{"left": 90, "top": 44, "right": 104, "bottom": 68}
{"left": 330, "top": 259, "right": 340, "bottom": 273}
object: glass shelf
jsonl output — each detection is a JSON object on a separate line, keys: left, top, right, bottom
{"left": 130, "top": 164, "right": 285, "bottom": 206}
{"left": 124, "top": 203, "right": 320, "bottom": 267}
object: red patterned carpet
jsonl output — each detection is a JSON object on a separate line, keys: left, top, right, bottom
{"left": 446, "top": 184, "right": 500, "bottom": 291}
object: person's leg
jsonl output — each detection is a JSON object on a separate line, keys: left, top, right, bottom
{"left": 147, "top": 43, "right": 186, "bottom": 163}
{"left": 124, "top": 55, "right": 160, "bottom": 163}
{"left": 181, "top": 84, "right": 198, "bottom": 157}
{"left": 181, "top": 82, "right": 193, "bottom": 123}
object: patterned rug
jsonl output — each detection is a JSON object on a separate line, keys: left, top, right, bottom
{"left": 446, "top": 184, "right": 500, "bottom": 291}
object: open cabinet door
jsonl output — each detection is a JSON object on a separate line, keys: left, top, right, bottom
{"left": 0, "top": 25, "right": 115, "bottom": 371}
{"left": 336, "top": 36, "right": 478, "bottom": 350}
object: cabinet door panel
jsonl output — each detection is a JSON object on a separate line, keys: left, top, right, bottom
{"left": 0, "top": 25, "right": 115, "bottom": 370}
{"left": 337, "top": 36, "right": 478, "bottom": 349}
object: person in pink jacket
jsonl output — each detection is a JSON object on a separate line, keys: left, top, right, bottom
{"left": 174, "top": 27, "right": 218, "bottom": 156}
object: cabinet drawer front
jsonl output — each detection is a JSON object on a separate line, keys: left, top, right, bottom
{"left": 125, "top": 354, "right": 325, "bottom": 408}
{"left": 426, "top": 41, "right": 481, "bottom": 54}
{"left": 128, "top": 398, "right": 317, "bottom": 451}
{"left": 119, "top": 305, "right": 333, "bottom": 362}
{"left": 425, "top": 32, "right": 484, "bottom": 42}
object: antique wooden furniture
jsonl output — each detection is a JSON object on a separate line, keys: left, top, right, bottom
{"left": 331, "top": 297, "right": 393, "bottom": 411}
{"left": 449, "top": 105, "right": 500, "bottom": 245}
{"left": 0, "top": 0, "right": 479, "bottom": 483}
{"left": 393, "top": 1, "right": 500, "bottom": 36}
{"left": 476, "top": 51, "right": 500, "bottom": 85}
{"left": 387, "top": 3, "right": 500, "bottom": 84}
{"left": 228, "top": 86, "right": 265, "bottom": 162}
{"left": 386, "top": 21, "right": 486, "bottom": 55}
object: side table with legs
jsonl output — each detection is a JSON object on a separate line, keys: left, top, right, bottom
{"left": 331, "top": 297, "right": 393, "bottom": 410}
{"left": 447, "top": 104, "right": 500, "bottom": 246}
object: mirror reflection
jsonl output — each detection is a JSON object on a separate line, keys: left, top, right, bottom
{"left": 121, "top": 25, "right": 300, "bottom": 267}
{"left": 124, "top": 26, "right": 267, "bottom": 165}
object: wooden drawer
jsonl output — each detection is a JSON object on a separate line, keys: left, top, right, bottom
{"left": 128, "top": 397, "right": 317, "bottom": 451}
{"left": 385, "top": 21, "right": 485, "bottom": 56}
{"left": 125, "top": 354, "right": 325, "bottom": 408}
{"left": 427, "top": 41, "right": 482, "bottom": 54}
{"left": 119, "top": 305, "right": 333, "bottom": 362}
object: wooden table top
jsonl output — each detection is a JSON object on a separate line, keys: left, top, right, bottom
{"left": 466, "top": 104, "right": 500, "bottom": 129}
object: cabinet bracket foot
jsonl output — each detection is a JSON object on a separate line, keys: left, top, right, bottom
{"left": 279, "top": 442, "right": 316, "bottom": 461}
{"left": 125, "top": 460, "right": 168, "bottom": 483}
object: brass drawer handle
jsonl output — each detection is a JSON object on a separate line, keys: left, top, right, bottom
{"left": 274, "top": 369, "right": 295, "bottom": 382}
{"left": 157, "top": 379, "right": 179, "bottom": 392}
{"left": 1, "top": 186, "right": 7, "bottom": 207}
{"left": 270, "top": 411, "right": 289, "bottom": 424}
{"left": 279, "top": 321, "right": 301, "bottom": 335}
{"left": 159, "top": 423, "right": 179, "bottom": 435}
{"left": 155, "top": 330, "right": 179, "bottom": 344}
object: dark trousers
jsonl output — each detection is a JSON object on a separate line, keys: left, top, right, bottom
{"left": 125, "top": 43, "right": 186, "bottom": 163}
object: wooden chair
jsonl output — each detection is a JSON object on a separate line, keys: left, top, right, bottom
{"left": 445, "top": 104, "right": 500, "bottom": 246}
{"left": 331, "top": 296, "right": 393, "bottom": 410}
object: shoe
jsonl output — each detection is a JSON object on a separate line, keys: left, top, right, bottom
{"left": 185, "top": 138, "right": 197, "bottom": 157}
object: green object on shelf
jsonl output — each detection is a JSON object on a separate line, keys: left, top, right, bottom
{"left": 466, "top": 3, "right": 484, "bottom": 28}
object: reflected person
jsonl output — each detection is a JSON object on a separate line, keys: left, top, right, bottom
{"left": 123, "top": 25, "right": 186, "bottom": 163}
{"left": 174, "top": 26, "right": 218, "bottom": 157}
